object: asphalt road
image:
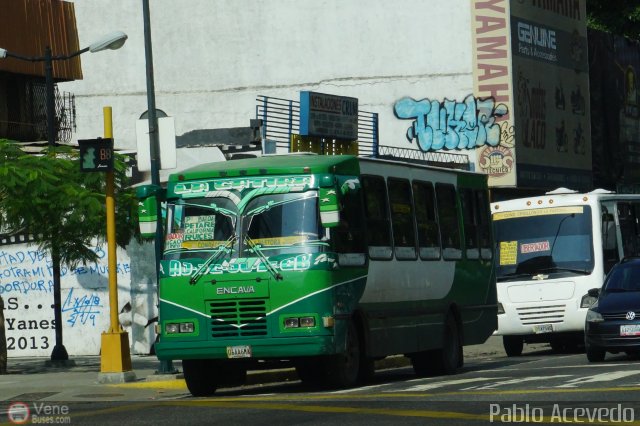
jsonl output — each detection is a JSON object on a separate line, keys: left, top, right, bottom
{"left": 5, "top": 337, "right": 639, "bottom": 425}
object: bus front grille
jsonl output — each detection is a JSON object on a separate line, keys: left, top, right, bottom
{"left": 209, "top": 299, "right": 268, "bottom": 338}
{"left": 516, "top": 305, "right": 565, "bottom": 325}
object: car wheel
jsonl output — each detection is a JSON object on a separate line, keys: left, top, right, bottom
{"left": 586, "top": 346, "right": 606, "bottom": 362}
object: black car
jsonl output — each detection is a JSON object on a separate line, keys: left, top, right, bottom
{"left": 585, "top": 257, "right": 640, "bottom": 362}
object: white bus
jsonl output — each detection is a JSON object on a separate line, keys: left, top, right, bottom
{"left": 491, "top": 188, "right": 640, "bottom": 356}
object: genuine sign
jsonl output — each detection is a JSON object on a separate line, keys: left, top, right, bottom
{"left": 299, "top": 91, "right": 358, "bottom": 140}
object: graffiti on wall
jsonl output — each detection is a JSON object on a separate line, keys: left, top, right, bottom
{"left": 394, "top": 94, "right": 509, "bottom": 151}
{"left": 0, "top": 242, "right": 157, "bottom": 357}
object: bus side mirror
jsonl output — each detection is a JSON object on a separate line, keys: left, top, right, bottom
{"left": 136, "top": 184, "right": 165, "bottom": 238}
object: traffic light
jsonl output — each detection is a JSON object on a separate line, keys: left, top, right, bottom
{"left": 79, "top": 138, "right": 114, "bottom": 172}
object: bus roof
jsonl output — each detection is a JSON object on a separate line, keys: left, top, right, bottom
{"left": 491, "top": 189, "right": 640, "bottom": 214}
{"left": 167, "top": 154, "right": 360, "bottom": 181}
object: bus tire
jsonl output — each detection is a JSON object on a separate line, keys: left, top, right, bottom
{"left": 436, "top": 313, "right": 462, "bottom": 375}
{"left": 411, "top": 314, "right": 461, "bottom": 376}
{"left": 325, "top": 321, "right": 360, "bottom": 388}
{"left": 503, "top": 335, "right": 524, "bottom": 357}
{"left": 183, "top": 359, "right": 217, "bottom": 396}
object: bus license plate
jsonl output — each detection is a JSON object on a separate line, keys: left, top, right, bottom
{"left": 226, "top": 345, "right": 252, "bottom": 359}
{"left": 533, "top": 324, "right": 553, "bottom": 334}
{"left": 620, "top": 325, "right": 640, "bottom": 336}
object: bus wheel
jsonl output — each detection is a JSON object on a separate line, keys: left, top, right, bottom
{"left": 411, "top": 314, "right": 461, "bottom": 376}
{"left": 326, "top": 321, "right": 360, "bottom": 388}
{"left": 183, "top": 359, "right": 217, "bottom": 396}
{"left": 436, "top": 314, "right": 462, "bottom": 375}
{"left": 503, "top": 335, "right": 524, "bottom": 357}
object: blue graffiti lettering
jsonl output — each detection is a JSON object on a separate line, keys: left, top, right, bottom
{"left": 394, "top": 94, "right": 508, "bottom": 151}
{"left": 61, "top": 288, "right": 103, "bottom": 327}
{"left": 0, "top": 279, "right": 52, "bottom": 295}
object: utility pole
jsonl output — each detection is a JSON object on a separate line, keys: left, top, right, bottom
{"left": 142, "top": 0, "right": 176, "bottom": 375}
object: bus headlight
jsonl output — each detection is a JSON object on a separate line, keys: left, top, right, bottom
{"left": 165, "top": 323, "right": 180, "bottom": 334}
{"left": 497, "top": 302, "right": 505, "bottom": 314}
{"left": 165, "top": 322, "right": 195, "bottom": 334}
{"left": 299, "top": 316, "right": 316, "bottom": 327}
{"left": 179, "top": 322, "right": 195, "bottom": 333}
{"left": 284, "top": 316, "right": 317, "bottom": 328}
{"left": 284, "top": 318, "right": 300, "bottom": 328}
{"left": 586, "top": 310, "right": 603, "bottom": 323}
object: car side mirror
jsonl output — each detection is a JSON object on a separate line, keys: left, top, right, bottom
{"left": 588, "top": 288, "right": 600, "bottom": 298}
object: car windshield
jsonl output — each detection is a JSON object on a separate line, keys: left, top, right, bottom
{"left": 163, "top": 197, "right": 237, "bottom": 260}
{"left": 603, "top": 262, "right": 640, "bottom": 292}
{"left": 494, "top": 206, "right": 594, "bottom": 279}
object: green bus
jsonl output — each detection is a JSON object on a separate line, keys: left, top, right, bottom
{"left": 138, "top": 154, "right": 497, "bottom": 396}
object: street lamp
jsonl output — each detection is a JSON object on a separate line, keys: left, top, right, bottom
{"left": 0, "top": 31, "right": 127, "bottom": 362}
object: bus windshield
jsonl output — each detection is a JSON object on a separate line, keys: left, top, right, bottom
{"left": 494, "top": 206, "right": 594, "bottom": 279}
{"left": 163, "top": 197, "right": 237, "bottom": 260}
{"left": 241, "top": 191, "right": 326, "bottom": 256}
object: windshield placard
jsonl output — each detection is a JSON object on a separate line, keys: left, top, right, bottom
{"left": 499, "top": 241, "right": 518, "bottom": 265}
{"left": 521, "top": 241, "right": 550, "bottom": 254}
{"left": 493, "top": 206, "right": 584, "bottom": 221}
{"left": 184, "top": 215, "right": 216, "bottom": 241}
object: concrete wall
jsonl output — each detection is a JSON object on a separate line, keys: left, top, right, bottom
{"left": 0, "top": 240, "right": 156, "bottom": 357}
{"left": 62, "top": 0, "right": 474, "bottom": 160}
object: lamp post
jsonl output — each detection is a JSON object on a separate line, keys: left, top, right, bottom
{"left": 0, "top": 31, "right": 128, "bottom": 362}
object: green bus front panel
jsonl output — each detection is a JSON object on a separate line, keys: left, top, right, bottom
{"left": 155, "top": 265, "right": 367, "bottom": 361}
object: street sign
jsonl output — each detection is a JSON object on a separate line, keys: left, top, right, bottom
{"left": 79, "top": 138, "right": 114, "bottom": 172}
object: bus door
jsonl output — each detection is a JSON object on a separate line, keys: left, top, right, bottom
{"left": 600, "top": 202, "right": 619, "bottom": 274}
{"left": 615, "top": 202, "right": 640, "bottom": 258}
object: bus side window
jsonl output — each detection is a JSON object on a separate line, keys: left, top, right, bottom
{"left": 412, "top": 181, "right": 441, "bottom": 260}
{"left": 460, "top": 188, "right": 479, "bottom": 260}
{"left": 435, "top": 183, "right": 462, "bottom": 260}
{"left": 362, "top": 175, "right": 393, "bottom": 260}
{"left": 333, "top": 182, "right": 366, "bottom": 266}
{"left": 388, "top": 178, "right": 417, "bottom": 260}
{"left": 602, "top": 209, "right": 619, "bottom": 273}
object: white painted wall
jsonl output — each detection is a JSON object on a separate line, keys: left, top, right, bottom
{"left": 1, "top": 240, "right": 156, "bottom": 357}
{"left": 63, "top": 0, "right": 474, "bottom": 158}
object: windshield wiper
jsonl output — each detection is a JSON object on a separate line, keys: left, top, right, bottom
{"left": 244, "top": 236, "right": 283, "bottom": 281}
{"left": 189, "top": 234, "right": 236, "bottom": 285}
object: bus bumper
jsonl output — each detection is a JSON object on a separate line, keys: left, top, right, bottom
{"left": 495, "top": 303, "right": 588, "bottom": 337}
{"left": 155, "top": 335, "right": 336, "bottom": 361}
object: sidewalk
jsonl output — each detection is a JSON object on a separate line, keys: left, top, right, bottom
{"left": 0, "top": 336, "right": 539, "bottom": 403}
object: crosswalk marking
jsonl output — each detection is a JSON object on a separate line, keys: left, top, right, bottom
{"left": 402, "top": 377, "right": 508, "bottom": 392}
{"left": 462, "top": 375, "right": 572, "bottom": 390}
{"left": 555, "top": 371, "right": 640, "bottom": 388}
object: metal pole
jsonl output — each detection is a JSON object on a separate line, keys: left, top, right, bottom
{"left": 46, "top": 45, "right": 68, "bottom": 362}
{"left": 142, "top": 0, "right": 176, "bottom": 375}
